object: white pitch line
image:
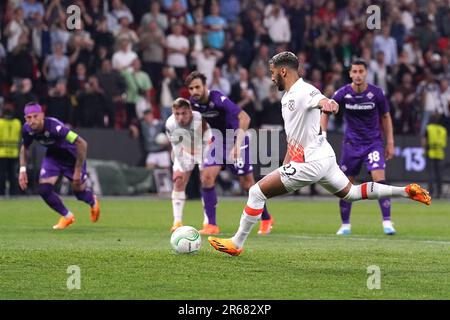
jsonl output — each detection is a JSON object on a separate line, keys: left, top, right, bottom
{"left": 266, "top": 233, "right": 450, "bottom": 246}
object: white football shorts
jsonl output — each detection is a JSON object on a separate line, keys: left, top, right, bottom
{"left": 278, "top": 156, "right": 349, "bottom": 194}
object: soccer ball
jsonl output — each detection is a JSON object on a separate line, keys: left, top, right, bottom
{"left": 170, "top": 226, "right": 201, "bottom": 254}
{"left": 155, "top": 132, "right": 169, "bottom": 146}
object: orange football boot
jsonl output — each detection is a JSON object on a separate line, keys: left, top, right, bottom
{"left": 405, "top": 184, "right": 431, "bottom": 205}
{"left": 170, "top": 221, "right": 183, "bottom": 232}
{"left": 258, "top": 216, "right": 274, "bottom": 235}
{"left": 53, "top": 215, "right": 75, "bottom": 230}
{"left": 90, "top": 195, "right": 100, "bottom": 222}
{"left": 208, "top": 237, "right": 243, "bottom": 256}
{"left": 198, "top": 224, "right": 220, "bottom": 235}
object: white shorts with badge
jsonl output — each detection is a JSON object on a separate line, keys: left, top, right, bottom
{"left": 278, "top": 156, "right": 349, "bottom": 194}
{"left": 172, "top": 155, "right": 203, "bottom": 173}
{"left": 146, "top": 151, "right": 171, "bottom": 168}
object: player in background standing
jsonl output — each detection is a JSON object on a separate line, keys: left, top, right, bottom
{"left": 208, "top": 52, "right": 431, "bottom": 256}
{"left": 18, "top": 102, "right": 100, "bottom": 229}
{"left": 165, "top": 97, "right": 212, "bottom": 232}
{"left": 321, "top": 60, "right": 396, "bottom": 235}
{"left": 186, "top": 71, "right": 274, "bottom": 235}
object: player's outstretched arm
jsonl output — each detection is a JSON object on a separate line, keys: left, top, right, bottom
{"left": 18, "top": 145, "right": 28, "bottom": 190}
{"left": 317, "top": 98, "right": 339, "bottom": 115}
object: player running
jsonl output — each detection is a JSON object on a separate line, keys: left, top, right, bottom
{"left": 165, "top": 97, "right": 212, "bottom": 232}
{"left": 321, "top": 60, "right": 396, "bottom": 236}
{"left": 186, "top": 71, "right": 274, "bottom": 235}
{"left": 18, "top": 102, "right": 100, "bottom": 230}
{"left": 208, "top": 52, "right": 431, "bottom": 256}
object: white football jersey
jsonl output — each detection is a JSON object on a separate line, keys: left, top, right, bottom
{"left": 165, "top": 111, "right": 204, "bottom": 168}
{"left": 281, "top": 78, "right": 335, "bottom": 162}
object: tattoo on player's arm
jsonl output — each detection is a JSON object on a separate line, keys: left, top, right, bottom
{"left": 19, "top": 145, "right": 27, "bottom": 167}
{"left": 74, "top": 137, "right": 88, "bottom": 168}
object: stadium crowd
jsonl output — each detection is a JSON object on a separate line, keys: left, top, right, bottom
{"left": 0, "top": 0, "right": 449, "bottom": 134}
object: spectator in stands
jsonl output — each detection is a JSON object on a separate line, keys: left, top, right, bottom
{"left": 221, "top": 54, "right": 241, "bottom": 86}
{"left": 159, "top": 66, "right": 182, "bottom": 122}
{"left": 335, "top": 32, "right": 355, "bottom": 70}
{"left": 188, "top": 23, "right": 208, "bottom": 69}
{"left": 46, "top": 79, "right": 72, "bottom": 125}
{"left": 139, "top": 21, "right": 165, "bottom": 92}
{"left": 219, "top": 0, "right": 240, "bottom": 24}
{"left": 209, "top": 67, "right": 231, "bottom": 96}
{"left": 287, "top": 0, "right": 307, "bottom": 54}
{"left": 140, "top": 1, "right": 168, "bottom": 33}
{"left": 96, "top": 59, "right": 127, "bottom": 128}
{"left": 107, "top": 0, "right": 134, "bottom": 34}
{"left": 122, "top": 58, "right": 153, "bottom": 124}
{"left": 68, "top": 31, "right": 96, "bottom": 75}
{"left": 42, "top": 41, "right": 70, "bottom": 86}
{"left": 114, "top": 16, "right": 139, "bottom": 49}
{"left": 186, "top": 5, "right": 205, "bottom": 32}
{"left": 204, "top": 1, "right": 227, "bottom": 50}
{"left": 30, "top": 9, "right": 50, "bottom": 61}
{"left": 10, "top": 78, "right": 37, "bottom": 122}
{"left": 166, "top": 0, "right": 188, "bottom": 27}
{"left": 249, "top": 16, "right": 271, "bottom": 50}
{"left": 162, "top": 0, "right": 188, "bottom": 13}
{"left": 368, "top": 50, "right": 391, "bottom": 94}
{"left": 112, "top": 37, "right": 138, "bottom": 72}
{"left": 5, "top": 6, "right": 29, "bottom": 53}
{"left": 84, "top": 0, "right": 104, "bottom": 34}
{"left": 44, "top": 0, "right": 65, "bottom": 28}
{"left": 49, "top": 18, "right": 70, "bottom": 53}
{"left": 68, "top": 62, "right": 88, "bottom": 96}
{"left": 196, "top": 46, "right": 223, "bottom": 86}
{"left": 259, "top": 84, "right": 283, "bottom": 131}
{"left": 249, "top": 44, "right": 270, "bottom": 77}
{"left": 166, "top": 23, "right": 189, "bottom": 79}
{"left": 394, "top": 50, "right": 417, "bottom": 83}
{"left": 75, "top": 75, "right": 108, "bottom": 128}
{"left": 230, "top": 68, "right": 257, "bottom": 128}
{"left": 230, "top": 23, "right": 252, "bottom": 69}
{"left": 439, "top": 77, "right": 450, "bottom": 131}
{"left": 7, "top": 31, "right": 35, "bottom": 82}
{"left": 91, "top": 18, "right": 115, "bottom": 56}
{"left": 396, "top": 72, "right": 418, "bottom": 134}
{"left": 390, "top": 8, "right": 406, "bottom": 53}
{"left": 263, "top": 3, "right": 291, "bottom": 47}
{"left": 21, "top": 0, "right": 44, "bottom": 26}
{"left": 418, "top": 69, "right": 445, "bottom": 135}
{"left": 251, "top": 64, "right": 273, "bottom": 112}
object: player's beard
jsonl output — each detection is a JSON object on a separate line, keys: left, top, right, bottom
{"left": 275, "top": 73, "right": 285, "bottom": 91}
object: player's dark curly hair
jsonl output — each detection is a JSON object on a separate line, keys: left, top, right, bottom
{"left": 269, "top": 51, "right": 299, "bottom": 71}
{"left": 185, "top": 71, "right": 207, "bottom": 86}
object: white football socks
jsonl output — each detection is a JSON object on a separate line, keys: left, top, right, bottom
{"left": 172, "top": 191, "right": 186, "bottom": 223}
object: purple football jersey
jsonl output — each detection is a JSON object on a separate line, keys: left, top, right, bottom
{"left": 332, "top": 84, "right": 389, "bottom": 144}
{"left": 190, "top": 90, "right": 240, "bottom": 137}
{"left": 22, "top": 117, "right": 78, "bottom": 162}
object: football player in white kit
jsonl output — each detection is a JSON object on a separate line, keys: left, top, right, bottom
{"left": 166, "top": 98, "right": 212, "bottom": 232}
{"left": 208, "top": 52, "right": 431, "bottom": 256}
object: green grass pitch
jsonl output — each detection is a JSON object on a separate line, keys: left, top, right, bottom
{"left": 0, "top": 197, "right": 449, "bottom": 299}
